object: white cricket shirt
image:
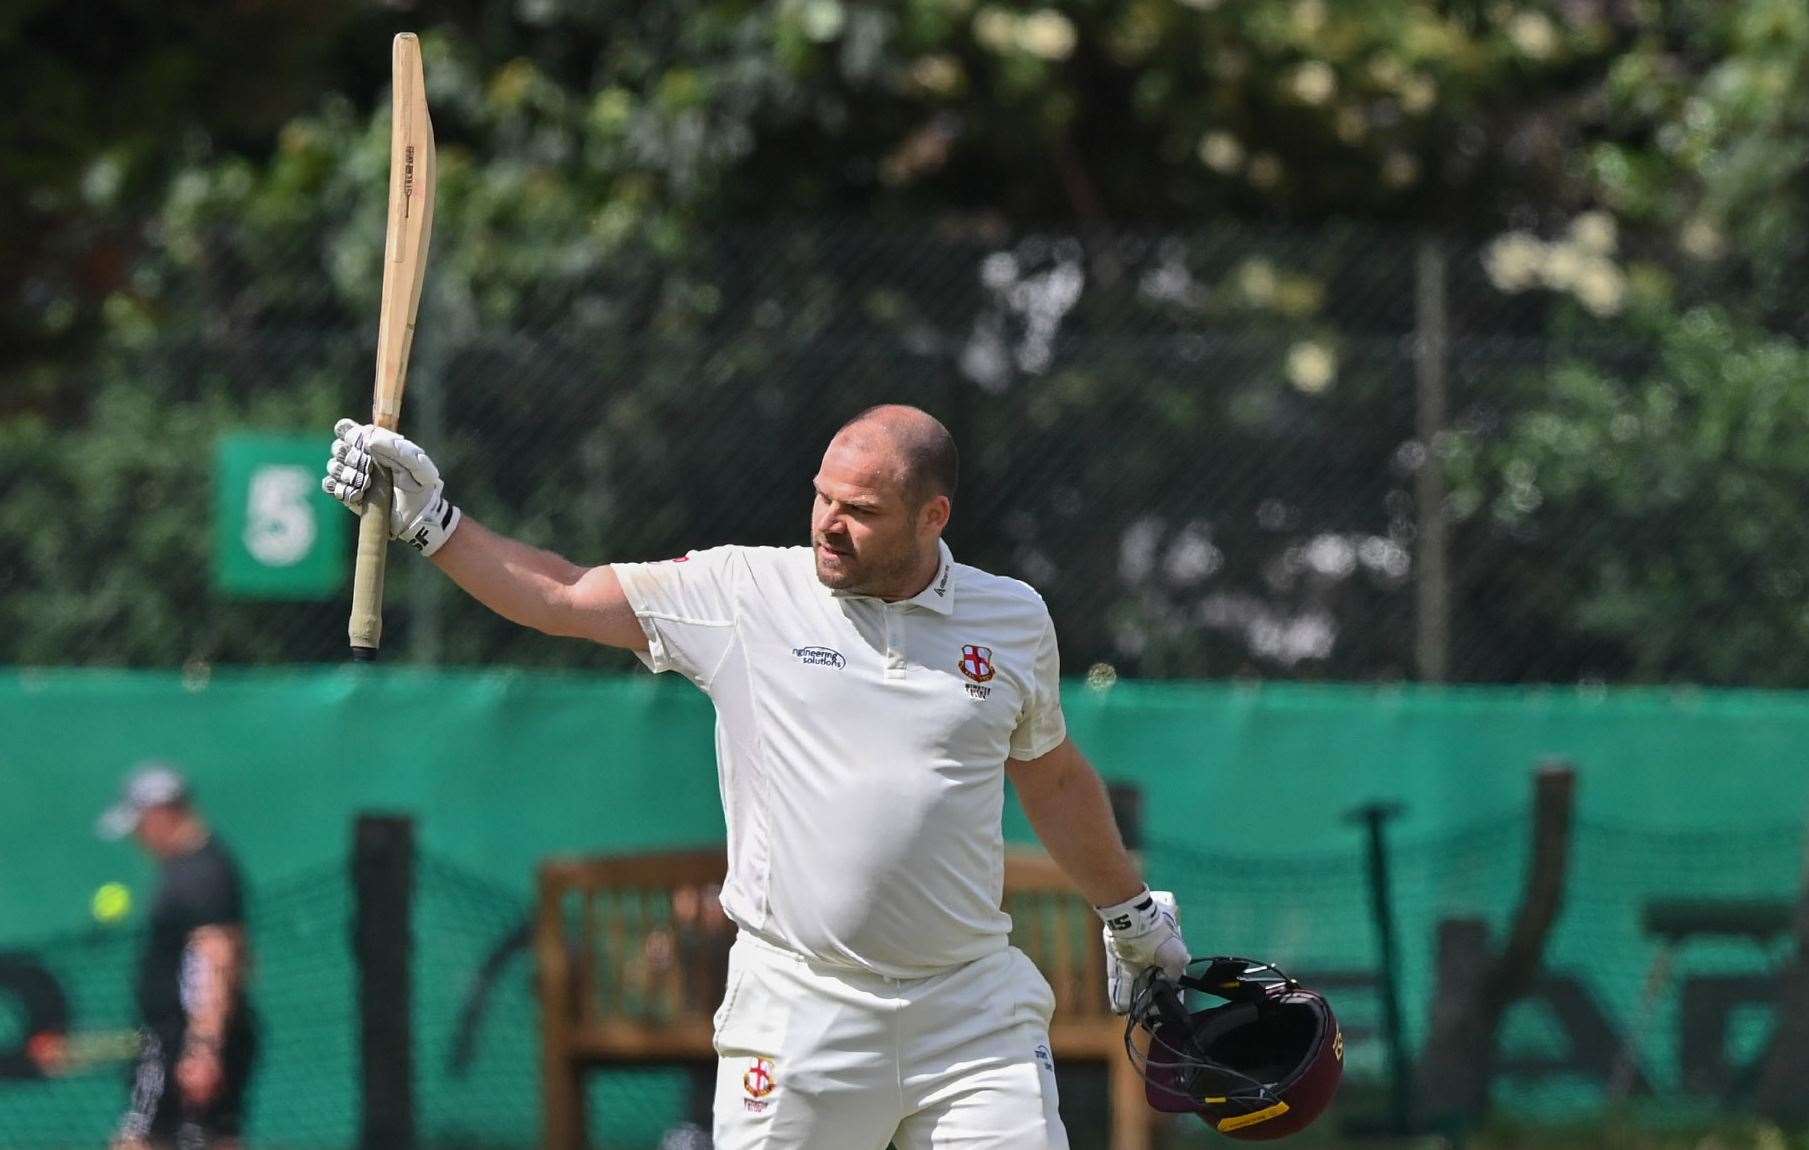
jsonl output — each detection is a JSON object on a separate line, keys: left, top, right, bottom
{"left": 612, "top": 540, "right": 1066, "bottom": 977}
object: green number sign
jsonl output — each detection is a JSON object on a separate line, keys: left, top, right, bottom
{"left": 214, "top": 433, "right": 346, "bottom": 599}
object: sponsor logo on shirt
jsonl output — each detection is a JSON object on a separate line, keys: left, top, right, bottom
{"left": 958, "top": 644, "right": 995, "bottom": 683}
{"left": 792, "top": 646, "right": 846, "bottom": 669}
{"left": 1034, "top": 1042, "right": 1054, "bottom": 1070}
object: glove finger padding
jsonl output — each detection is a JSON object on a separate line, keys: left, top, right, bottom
{"left": 326, "top": 420, "right": 374, "bottom": 507}
{"left": 325, "top": 456, "right": 369, "bottom": 498}
{"left": 331, "top": 437, "right": 371, "bottom": 474}
{"left": 1099, "top": 888, "right": 1190, "bottom": 1014}
{"left": 323, "top": 455, "right": 370, "bottom": 509}
{"left": 323, "top": 470, "right": 358, "bottom": 508}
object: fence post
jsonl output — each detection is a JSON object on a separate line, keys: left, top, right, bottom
{"left": 1347, "top": 800, "right": 1413, "bottom": 1133}
{"left": 1414, "top": 237, "right": 1450, "bottom": 683}
{"left": 1417, "top": 761, "right": 1577, "bottom": 1128}
{"left": 537, "top": 865, "right": 587, "bottom": 1150}
{"left": 354, "top": 813, "right": 416, "bottom": 1149}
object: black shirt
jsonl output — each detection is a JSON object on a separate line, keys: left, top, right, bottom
{"left": 135, "top": 836, "right": 250, "bottom": 1036}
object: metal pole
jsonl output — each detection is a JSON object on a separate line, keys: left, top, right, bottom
{"left": 354, "top": 814, "right": 416, "bottom": 1149}
{"left": 1414, "top": 238, "right": 1450, "bottom": 682}
{"left": 1349, "top": 800, "right": 1413, "bottom": 1133}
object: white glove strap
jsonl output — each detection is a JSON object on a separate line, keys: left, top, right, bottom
{"left": 400, "top": 496, "right": 462, "bottom": 557}
{"left": 1096, "top": 887, "right": 1162, "bottom": 934}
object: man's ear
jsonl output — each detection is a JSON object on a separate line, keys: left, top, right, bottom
{"left": 920, "top": 494, "right": 951, "bottom": 535}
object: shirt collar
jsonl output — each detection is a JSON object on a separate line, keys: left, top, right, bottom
{"left": 829, "top": 538, "right": 956, "bottom": 615}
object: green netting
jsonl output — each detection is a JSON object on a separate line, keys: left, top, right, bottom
{"left": 1, "top": 672, "right": 1806, "bottom": 1146}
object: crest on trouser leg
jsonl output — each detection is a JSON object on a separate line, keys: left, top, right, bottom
{"left": 741, "top": 1056, "right": 778, "bottom": 1112}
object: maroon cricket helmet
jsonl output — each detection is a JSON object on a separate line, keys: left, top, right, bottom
{"left": 1125, "top": 957, "right": 1343, "bottom": 1140}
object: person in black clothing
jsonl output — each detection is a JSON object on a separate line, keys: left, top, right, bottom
{"left": 98, "top": 762, "right": 257, "bottom": 1150}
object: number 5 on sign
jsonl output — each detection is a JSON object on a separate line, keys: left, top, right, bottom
{"left": 245, "top": 467, "right": 317, "bottom": 567}
{"left": 214, "top": 434, "right": 347, "bottom": 600}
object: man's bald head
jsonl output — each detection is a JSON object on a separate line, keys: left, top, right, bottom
{"left": 812, "top": 405, "right": 955, "bottom": 596}
{"left": 832, "top": 405, "right": 959, "bottom": 507}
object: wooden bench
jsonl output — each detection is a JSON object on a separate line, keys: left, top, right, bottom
{"left": 536, "top": 848, "right": 1156, "bottom": 1149}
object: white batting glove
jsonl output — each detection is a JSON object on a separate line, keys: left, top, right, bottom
{"left": 322, "top": 419, "right": 462, "bottom": 556}
{"left": 1098, "top": 888, "right": 1189, "bottom": 1014}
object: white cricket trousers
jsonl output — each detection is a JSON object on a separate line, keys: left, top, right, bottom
{"left": 711, "top": 932, "right": 1070, "bottom": 1150}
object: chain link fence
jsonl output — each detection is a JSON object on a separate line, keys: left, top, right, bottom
{"left": 6, "top": 218, "right": 1803, "bottom": 683}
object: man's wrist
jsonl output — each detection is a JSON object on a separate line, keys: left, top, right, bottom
{"left": 1094, "top": 885, "right": 1156, "bottom": 933}
{"left": 403, "top": 497, "right": 461, "bottom": 556}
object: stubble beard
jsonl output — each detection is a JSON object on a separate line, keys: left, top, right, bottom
{"left": 814, "top": 553, "right": 855, "bottom": 589}
{"left": 813, "top": 540, "right": 917, "bottom": 597}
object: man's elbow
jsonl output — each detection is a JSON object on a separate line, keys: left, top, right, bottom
{"left": 550, "top": 566, "right": 649, "bottom": 649}
{"left": 533, "top": 590, "right": 586, "bottom": 640}
{"left": 533, "top": 569, "right": 608, "bottom": 640}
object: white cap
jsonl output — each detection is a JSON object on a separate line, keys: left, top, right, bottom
{"left": 97, "top": 761, "right": 191, "bottom": 840}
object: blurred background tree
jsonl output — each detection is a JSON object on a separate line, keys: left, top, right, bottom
{"left": 6, "top": 0, "right": 1809, "bottom": 680}
{"left": 20, "top": 0, "right": 1800, "bottom": 407}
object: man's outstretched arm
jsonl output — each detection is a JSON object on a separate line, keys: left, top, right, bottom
{"left": 324, "top": 420, "right": 646, "bottom": 651}
{"left": 429, "top": 516, "right": 646, "bottom": 650}
{"left": 1006, "top": 736, "right": 1143, "bottom": 907}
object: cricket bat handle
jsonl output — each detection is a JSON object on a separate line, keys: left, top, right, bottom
{"left": 348, "top": 415, "right": 400, "bottom": 660}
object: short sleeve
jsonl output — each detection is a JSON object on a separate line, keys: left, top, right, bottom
{"left": 610, "top": 547, "right": 742, "bottom": 684}
{"left": 1009, "top": 611, "right": 1067, "bottom": 761}
{"left": 177, "top": 855, "right": 244, "bottom": 929}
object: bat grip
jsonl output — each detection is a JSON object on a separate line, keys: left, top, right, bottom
{"left": 348, "top": 466, "right": 394, "bottom": 659}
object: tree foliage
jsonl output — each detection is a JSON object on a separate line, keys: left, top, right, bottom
{"left": 6, "top": 1, "right": 1809, "bottom": 679}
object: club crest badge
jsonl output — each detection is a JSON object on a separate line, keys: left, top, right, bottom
{"left": 743, "top": 1056, "right": 778, "bottom": 1100}
{"left": 958, "top": 644, "right": 995, "bottom": 683}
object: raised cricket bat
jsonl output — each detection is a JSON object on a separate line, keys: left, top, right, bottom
{"left": 349, "top": 32, "right": 437, "bottom": 660}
